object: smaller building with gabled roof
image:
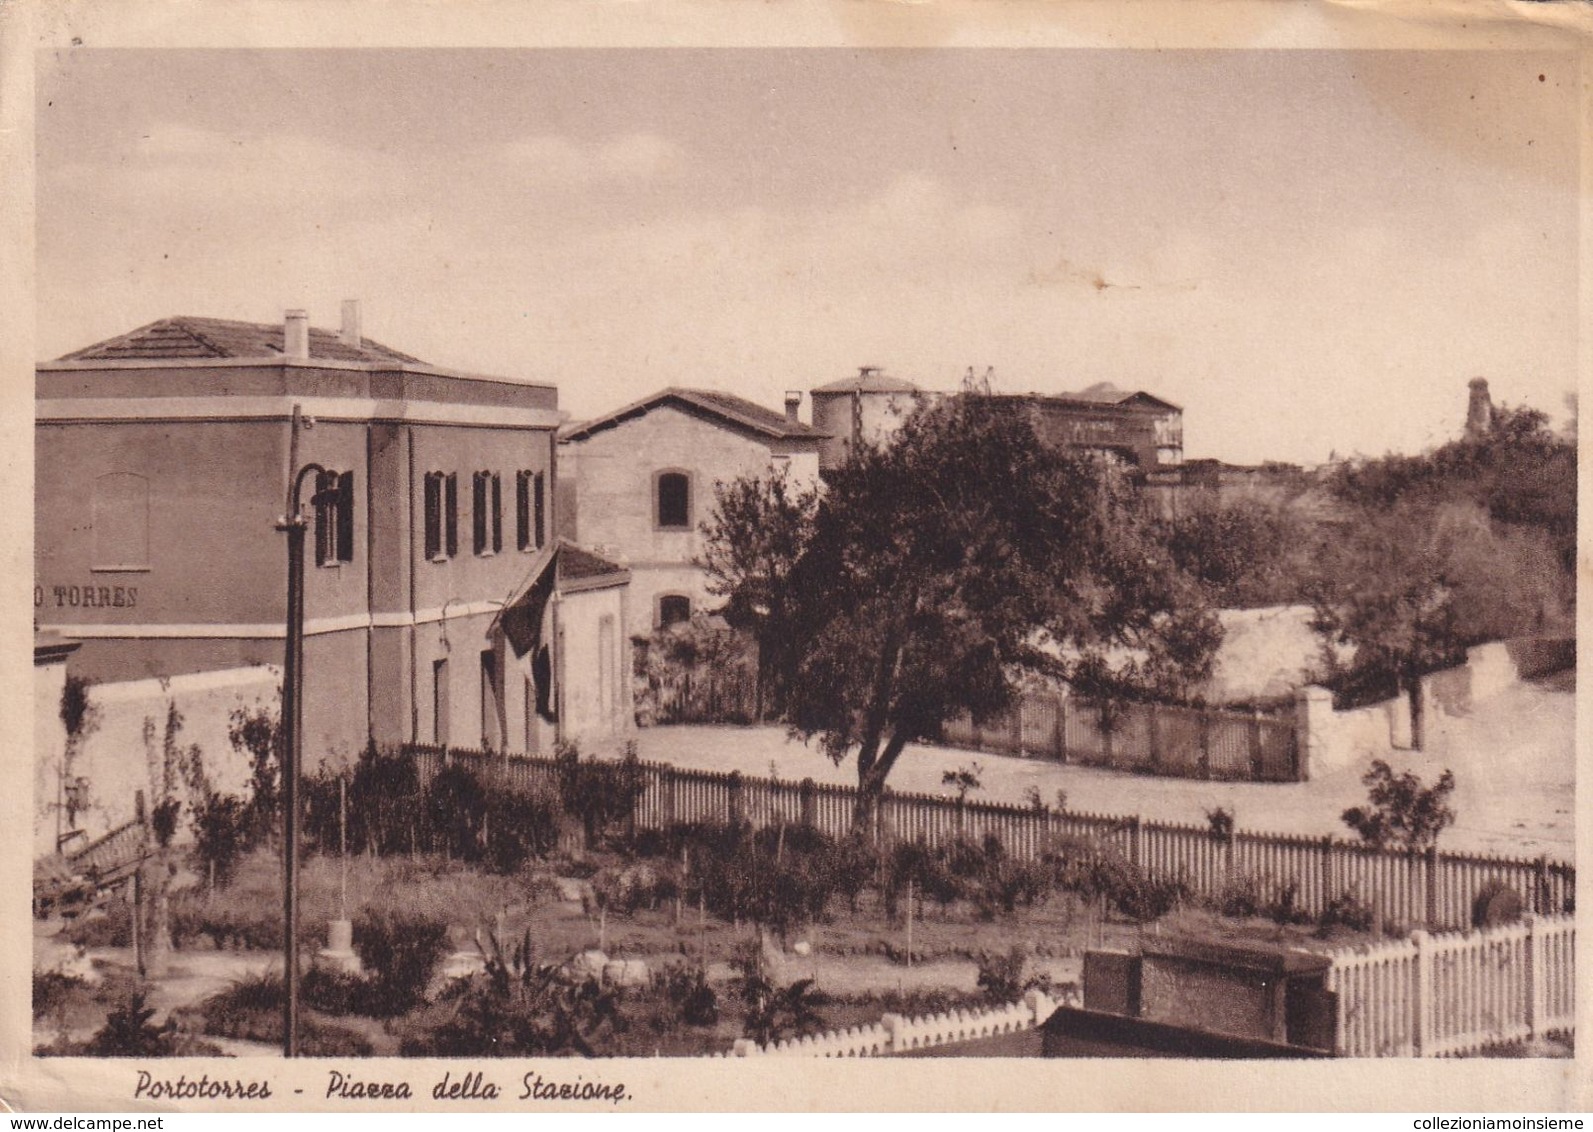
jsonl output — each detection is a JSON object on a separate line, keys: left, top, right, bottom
{"left": 559, "top": 386, "right": 827, "bottom": 636}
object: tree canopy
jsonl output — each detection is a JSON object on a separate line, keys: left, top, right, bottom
{"left": 702, "top": 394, "right": 1220, "bottom": 819}
{"left": 1311, "top": 400, "right": 1575, "bottom": 740}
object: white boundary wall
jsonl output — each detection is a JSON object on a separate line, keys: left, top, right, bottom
{"left": 38, "top": 666, "right": 281, "bottom": 853}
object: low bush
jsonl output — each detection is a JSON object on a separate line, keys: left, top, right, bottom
{"left": 555, "top": 742, "right": 646, "bottom": 849}
{"left": 43, "top": 990, "right": 224, "bottom": 1058}
{"left": 63, "top": 899, "right": 133, "bottom": 950}
{"left": 1264, "top": 881, "right": 1313, "bottom": 927}
{"left": 353, "top": 908, "right": 449, "bottom": 1016}
{"left": 193, "top": 971, "right": 375, "bottom": 1056}
{"left": 189, "top": 790, "right": 251, "bottom": 887}
{"left": 1318, "top": 889, "right": 1376, "bottom": 935}
{"left": 642, "top": 962, "right": 719, "bottom": 1030}
{"left": 732, "top": 939, "right": 824, "bottom": 1049}
{"left": 32, "top": 969, "right": 86, "bottom": 1021}
{"left": 397, "top": 930, "right": 623, "bottom": 1057}
{"left": 1216, "top": 873, "right": 1264, "bottom": 919}
{"left": 975, "top": 946, "right": 1053, "bottom": 1006}
{"left": 169, "top": 893, "right": 291, "bottom": 952}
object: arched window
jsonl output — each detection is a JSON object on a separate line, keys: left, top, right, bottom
{"left": 655, "top": 470, "right": 691, "bottom": 530}
{"left": 657, "top": 594, "right": 692, "bottom": 628}
{"left": 92, "top": 472, "right": 149, "bottom": 570}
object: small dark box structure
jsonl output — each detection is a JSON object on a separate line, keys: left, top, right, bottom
{"left": 1077, "top": 938, "right": 1337, "bottom": 1054}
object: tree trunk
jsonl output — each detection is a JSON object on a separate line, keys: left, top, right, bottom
{"left": 851, "top": 730, "right": 911, "bottom": 832}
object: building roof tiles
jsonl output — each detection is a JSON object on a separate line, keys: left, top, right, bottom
{"left": 58, "top": 316, "right": 426, "bottom": 365}
{"left": 561, "top": 387, "right": 826, "bottom": 442}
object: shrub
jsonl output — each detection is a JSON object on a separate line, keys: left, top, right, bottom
{"left": 1264, "top": 880, "right": 1313, "bottom": 927}
{"left": 1217, "top": 873, "right": 1263, "bottom": 919}
{"left": 189, "top": 791, "right": 251, "bottom": 887}
{"left": 733, "top": 940, "right": 824, "bottom": 1048}
{"left": 554, "top": 742, "right": 645, "bottom": 849}
{"left": 194, "top": 974, "right": 373, "bottom": 1055}
{"left": 64, "top": 899, "right": 133, "bottom": 949}
{"left": 353, "top": 908, "right": 449, "bottom": 1016}
{"left": 32, "top": 969, "right": 86, "bottom": 1021}
{"left": 1318, "top": 889, "right": 1376, "bottom": 935}
{"left": 68, "top": 991, "right": 225, "bottom": 1057}
{"left": 975, "top": 946, "right": 1028, "bottom": 1004}
{"left": 169, "top": 892, "right": 286, "bottom": 952}
{"left": 301, "top": 966, "right": 380, "bottom": 1017}
{"left": 647, "top": 963, "right": 719, "bottom": 1029}
{"left": 483, "top": 784, "right": 561, "bottom": 873}
{"left": 336, "top": 742, "right": 423, "bottom": 856}
{"left": 398, "top": 930, "right": 623, "bottom": 1057}
{"left": 1342, "top": 760, "right": 1457, "bottom": 851}
{"left": 423, "top": 763, "right": 492, "bottom": 861}
{"left": 828, "top": 833, "right": 877, "bottom": 914}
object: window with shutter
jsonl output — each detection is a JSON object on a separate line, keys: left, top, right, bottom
{"left": 445, "top": 473, "right": 458, "bottom": 558}
{"left": 424, "top": 473, "right": 443, "bottom": 560}
{"left": 335, "top": 470, "right": 355, "bottom": 563}
{"left": 314, "top": 469, "right": 353, "bottom": 567}
{"left": 472, "top": 472, "right": 488, "bottom": 555}
{"left": 534, "top": 471, "right": 547, "bottom": 548}
{"left": 516, "top": 470, "right": 532, "bottom": 551}
{"left": 491, "top": 473, "right": 503, "bottom": 553}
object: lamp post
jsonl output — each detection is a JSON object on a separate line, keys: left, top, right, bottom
{"left": 276, "top": 404, "right": 324, "bottom": 1058}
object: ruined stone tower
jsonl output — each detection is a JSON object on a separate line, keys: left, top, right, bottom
{"left": 1465, "top": 377, "right": 1493, "bottom": 440}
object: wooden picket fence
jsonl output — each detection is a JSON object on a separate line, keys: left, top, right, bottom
{"left": 936, "top": 693, "right": 1302, "bottom": 782}
{"left": 1325, "top": 914, "right": 1575, "bottom": 1056}
{"left": 402, "top": 744, "right": 1573, "bottom": 933}
{"left": 715, "top": 989, "right": 1060, "bottom": 1058}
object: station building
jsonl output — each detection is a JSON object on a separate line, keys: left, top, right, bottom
{"left": 35, "top": 305, "right": 634, "bottom": 765}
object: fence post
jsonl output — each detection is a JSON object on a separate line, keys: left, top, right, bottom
{"left": 661, "top": 767, "right": 677, "bottom": 828}
{"left": 1128, "top": 815, "right": 1142, "bottom": 870}
{"left": 800, "top": 778, "right": 816, "bottom": 828}
{"left": 1054, "top": 692, "right": 1067, "bottom": 762}
{"left": 1424, "top": 845, "right": 1439, "bottom": 928}
{"left": 727, "top": 771, "right": 743, "bottom": 826}
{"left": 1410, "top": 929, "right": 1431, "bottom": 1056}
{"left": 1197, "top": 713, "right": 1211, "bottom": 780}
{"left": 1247, "top": 710, "right": 1263, "bottom": 779}
{"left": 1011, "top": 704, "right": 1025, "bottom": 757}
{"left": 1523, "top": 914, "right": 1540, "bottom": 1040}
{"left": 1533, "top": 856, "right": 1549, "bottom": 915}
{"left": 1319, "top": 835, "right": 1334, "bottom": 908}
{"left": 880, "top": 1013, "right": 904, "bottom": 1055}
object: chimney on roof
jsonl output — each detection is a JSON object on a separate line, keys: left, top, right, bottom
{"left": 340, "top": 300, "right": 362, "bottom": 349}
{"left": 784, "top": 390, "right": 802, "bottom": 425}
{"left": 1466, "top": 377, "right": 1493, "bottom": 440}
{"left": 284, "top": 309, "right": 310, "bottom": 359}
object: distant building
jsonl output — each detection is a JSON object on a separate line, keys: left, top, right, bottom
{"left": 36, "top": 305, "right": 632, "bottom": 762}
{"left": 558, "top": 387, "right": 826, "bottom": 634}
{"left": 809, "top": 367, "right": 926, "bottom": 472}
{"left": 810, "top": 368, "right": 1184, "bottom": 471}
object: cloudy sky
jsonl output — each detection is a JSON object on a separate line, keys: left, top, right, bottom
{"left": 36, "top": 49, "right": 1578, "bottom": 464}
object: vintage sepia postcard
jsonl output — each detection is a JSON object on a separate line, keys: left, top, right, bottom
{"left": 3, "top": 0, "right": 1589, "bottom": 1115}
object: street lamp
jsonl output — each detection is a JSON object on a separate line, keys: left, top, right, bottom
{"left": 276, "top": 404, "right": 324, "bottom": 1058}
